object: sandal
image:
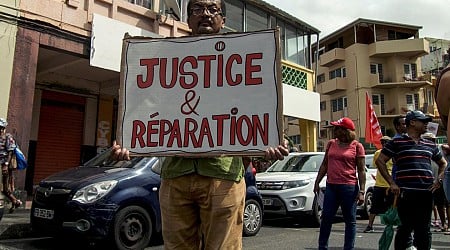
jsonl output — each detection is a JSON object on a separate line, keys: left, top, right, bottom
{"left": 9, "top": 200, "right": 22, "bottom": 214}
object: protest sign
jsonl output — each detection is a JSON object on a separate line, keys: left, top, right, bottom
{"left": 118, "top": 29, "right": 283, "bottom": 156}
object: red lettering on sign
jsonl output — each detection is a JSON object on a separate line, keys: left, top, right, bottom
{"left": 198, "top": 55, "right": 216, "bottom": 88}
{"left": 226, "top": 54, "right": 242, "bottom": 86}
{"left": 159, "top": 58, "right": 179, "bottom": 88}
{"left": 131, "top": 120, "right": 146, "bottom": 148}
{"left": 137, "top": 59, "right": 159, "bottom": 88}
{"left": 245, "top": 53, "right": 263, "bottom": 85}
{"left": 180, "top": 56, "right": 198, "bottom": 89}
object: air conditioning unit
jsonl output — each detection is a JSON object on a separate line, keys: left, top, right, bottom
{"left": 406, "top": 104, "right": 415, "bottom": 111}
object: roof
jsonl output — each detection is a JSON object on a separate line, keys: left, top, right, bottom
{"left": 248, "top": 0, "right": 320, "bottom": 35}
{"left": 319, "top": 18, "right": 422, "bottom": 44}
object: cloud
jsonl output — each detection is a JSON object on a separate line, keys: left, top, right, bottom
{"left": 264, "top": 0, "right": 450, "bottom": 39}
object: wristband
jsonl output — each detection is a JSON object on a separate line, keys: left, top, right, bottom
{"left": 4, "top": 162, "right": 8, "bottom": 165}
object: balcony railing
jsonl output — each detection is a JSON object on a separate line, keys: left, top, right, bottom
{"left": 319, "top": 48, "right": 345, "bottom": 67}
{"left": 368, "top": 38, "right": 429, "bottom": 57}
{"left": 316, "top": 77, "right": 347, "bottom": 94}
{"left": 282, "top": 60, "right": 313, "bottom": 91}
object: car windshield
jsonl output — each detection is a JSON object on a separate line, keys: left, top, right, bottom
{"left": 267, "top": 154, "right": 324, "bottom": 172}
{"left": 82, "top": 148, "right": 146, "bottom": 169}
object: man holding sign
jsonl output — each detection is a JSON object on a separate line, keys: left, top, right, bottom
{"left": 113, "top": 0, "right": 288, "bottom": 249}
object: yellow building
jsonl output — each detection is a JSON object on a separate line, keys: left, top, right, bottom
{"left": 313, "top": 18, "right": 436, "bottom": 152}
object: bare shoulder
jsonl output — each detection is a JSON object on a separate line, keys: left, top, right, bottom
{"left": 437, "top": 67, "right": 450, "bottom": 104}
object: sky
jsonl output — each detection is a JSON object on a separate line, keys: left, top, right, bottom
{"left": 264, "top": 0, "right": 450, "bottom": 40}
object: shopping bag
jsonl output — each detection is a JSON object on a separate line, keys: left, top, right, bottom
{"left": 14, "top": 147, "right": 27, "bottom": 170}
{"left": 379, "top": 194, "right": 401, "bottom": 250}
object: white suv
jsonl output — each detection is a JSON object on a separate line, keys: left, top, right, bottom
{"left": 256, "top": 152, "right": 376, "bottom": 225}
{"left": 256, "top": 152, "right": 325, "bottom": 225}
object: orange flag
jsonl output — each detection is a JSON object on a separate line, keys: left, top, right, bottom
{"left": 365, "top": 92, "right": 383, "bottom": 149}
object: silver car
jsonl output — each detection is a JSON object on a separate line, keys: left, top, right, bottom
{"left": 256, "top": 152, "right": 325, "bottom": 225}
{"left": 256, "top": 152, "right": 376, "bottom": 225}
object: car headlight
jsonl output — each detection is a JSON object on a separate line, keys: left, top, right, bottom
{"left": 72, "top": 180, "right": 118, "bottom": 204}
{"left": 281, "top": 180, "right": 310, "bottom": 190}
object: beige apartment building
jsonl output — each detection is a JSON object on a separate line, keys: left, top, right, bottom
{"left": 313, "top": 18, "right": 437, "bottom": 152}
{"left": 0, "top": 0, "right": 320, "bottom": 193}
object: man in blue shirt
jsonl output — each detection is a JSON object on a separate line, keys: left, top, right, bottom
{"left": 376, "top": 110, "right": 447, "bottom": 250}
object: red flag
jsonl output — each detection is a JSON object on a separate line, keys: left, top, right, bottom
{"left": 365, "top": 92, "right": 383, "bottom": 149}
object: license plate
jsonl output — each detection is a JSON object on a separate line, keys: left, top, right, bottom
{"left": 34, "top": 208, "right": 54, "bottom": 219}
{"left": 262, "top": 198, "right": 273, "bottom": 206}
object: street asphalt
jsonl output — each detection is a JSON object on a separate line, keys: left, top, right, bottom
{"left": 0, "top": 200, "right": 32, "bottom": 240}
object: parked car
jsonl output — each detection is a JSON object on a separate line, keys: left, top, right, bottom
{"left": 256, "top": 152, "right": 326, "bottom": 225}
{"left": 256, "top": 152, "right": 376, "bottom": 225}
{"left": 361, "top": 154, "right": 377, "bottom": 219}
{"left": 31, "top": 149, "right": 262, "bottom": 250}
{"left": 243, "top": 163, "right": 264, "bottom": 236}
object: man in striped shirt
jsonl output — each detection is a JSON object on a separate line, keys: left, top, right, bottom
{"left": 376, "top": 110, "right": 447, "bottom": 250}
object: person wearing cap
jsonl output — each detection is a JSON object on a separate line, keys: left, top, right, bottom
{"left": 376, "top": 110, "right": 448, "bottom": 250}
{"left": 363, "top": 135, "right": 393, "bottom": 233}
{"left": 314, "top": 117, "right": 366, "bottom": 250}
{"left": 0, "top": 118, "right": 22, "bottom": 213}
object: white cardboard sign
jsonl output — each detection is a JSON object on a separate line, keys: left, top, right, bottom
{"left": 118, "top": 30, "right": 283, "bottom": 156}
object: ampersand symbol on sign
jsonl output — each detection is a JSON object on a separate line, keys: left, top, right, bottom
{"left": 181, "top": 90, "right": 200, "bottom": 116}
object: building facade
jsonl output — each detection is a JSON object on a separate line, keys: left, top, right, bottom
{"left": 313, "top": 18, "right": 435, "bottom": 152}
{"left": 421, "top": 37, "right": 450, "bottom": 76}
{"left": 0, "top": 0, "right": 320, "bottom": 194}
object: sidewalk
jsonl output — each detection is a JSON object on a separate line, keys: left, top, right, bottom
{"left": 0, "top": 200, "right": 33, "bottom": 240}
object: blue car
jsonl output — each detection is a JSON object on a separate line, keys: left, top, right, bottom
{"left": 31, "top": 149, "right": 263, "bottom": 250}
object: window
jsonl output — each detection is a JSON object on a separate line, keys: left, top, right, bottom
{"left": 404, "top": 63, "right": 417, "bottom": 79}
{"left": 406, "top": 94, "right": 419, "bottom": 110}
{"left": 317, "top": 74, "right": 325, "bottom": 84}
{"left": 289, "top": 135, "right": 300, "bottom": 145}
{"left": 331, "top": 96, "right": 347, "bottom": 112}
{"left": 370, "top": 63, "right": 383, "bottom": 82}
{"left": 329, "top": 67, "right": 346, "bottom": 80}
{"left": 319, "top": 129, "right": 327, "bottom": 139}
{"left": 297, "top": 33, "right": 307, "bottom": 67}
{"left": 246, "top": 5, "right": 268, "bottom": 31}
{"left": 130, "top": 0, "right": 151, "bottom": 9}
{"left": 320, "top": 101, "right": 326, "bottom": 111}
{"left": 426, "top": 89, "right": 434, "bottom": 105}
{"left": 372, "top": 94, "right": 385, "bottom": 114}
{"left": 286, "top": 24, "right": 298, "bottom": 63}
{"left": 223, "top": 0, "right": 243, "bottom": 32}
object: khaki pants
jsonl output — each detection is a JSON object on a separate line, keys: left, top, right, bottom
{"left": 160, "top": 174, "right": 245, "bottom": 250}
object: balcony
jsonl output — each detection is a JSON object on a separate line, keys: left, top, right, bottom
{"left": 368, "top": 38, "right": 429, "bottom": 57}
{"left": 319, "top": 48, "right": 345, "bottom": 67}
{"left": 316, "top": 77, "right": 347, "bottom": 95}
{"left": 368, "top": 73, "right": 432, "bottom": 89}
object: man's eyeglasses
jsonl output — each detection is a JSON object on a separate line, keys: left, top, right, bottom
{"left": 190, "top": 5, "right": 222, "bottom": 16}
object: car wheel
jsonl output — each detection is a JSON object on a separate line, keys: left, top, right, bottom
{"left": 312, "top": 196, "right": 322, "bottom": 227}
{"left": 243, "top": 199, "right": 262, "bottom": 237}
{"left": 361, "top": 190, "right": 373, "bottom": 219}
{"left": 112, "top": 205, "right": 153, "bottom": 250}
